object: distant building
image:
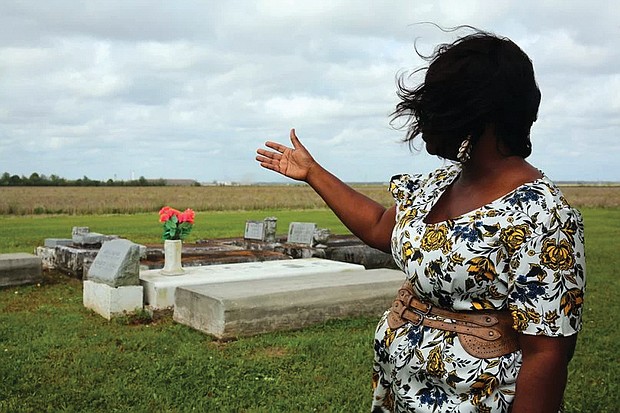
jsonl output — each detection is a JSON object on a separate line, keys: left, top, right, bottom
{"left": 147, "top": 179, "right": 199, "bottom": 186}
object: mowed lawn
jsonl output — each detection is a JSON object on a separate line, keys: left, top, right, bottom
{"left": 0, "top": 201, "right": 619, "bottom": 411}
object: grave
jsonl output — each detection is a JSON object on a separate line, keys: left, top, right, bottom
{"left": 244, "top": 220, "right": 265, "bottom": 241}
{"left": 287, "top": 222, "right": 317, "bottom": 245}
{"left": 36, "top": 227, "right": 119, "bottom": 278}
{"left": 140, "top": 258, "right": 365, "bottom": 309}
{"left": 83, "top": 239, "right": 143, "bottom": 320}
{"left": 35, "top": 218, "right": 397, "bottom": 279}
{"left": 0, "top": 253, "right": 42, "bottom": 288}
{"left": 72, "top": 226, "right": 118, "bottom": 247}
{"left": 173, "top": 267, "right": 405, "bottom": 340}
{"left": 244, "top": 217, "right": 278, "bottom": 242}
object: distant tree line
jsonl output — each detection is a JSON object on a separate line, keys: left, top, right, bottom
{"left": 0, "top": 172, "right": 169, "bottom": 187}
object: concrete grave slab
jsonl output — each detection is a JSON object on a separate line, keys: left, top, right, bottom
{"left": 140, "top": 258, "right": 365, "bottom": 309}
{"left": 0, "top": 253, "right": 43, "bottom": 288}
{"left": 52, "top": 245, "right": 99, "bottom": 279}
{"left": 173, "top": 268, "right": 405, "bottom": 340}
{"left": 72, "top": 225, "right": 117, "bottom": 246}
{"left": 83, "top": 280, "right": 143, "bottom": 320}
{"left": 44, "top": 238, "right": 73, "bottom": 248}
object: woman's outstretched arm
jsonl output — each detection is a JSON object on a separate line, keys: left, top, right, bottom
{"left": 256, "top": 129, "right": 396, "bottom": 253}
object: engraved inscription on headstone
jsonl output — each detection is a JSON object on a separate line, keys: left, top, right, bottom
{"left": 87, "top": 239, "right": 140, "bottom": 287}
{"left": 244, "top": 221, "right": 265, "bottom": 241}
{"left": 72, "top": 226, "right": 90, "bottom": 237}
{"left": 287, "top": 222, "right": 317, "bottom": 245}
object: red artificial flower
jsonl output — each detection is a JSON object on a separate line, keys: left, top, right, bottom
{"left": 159, "top": 206, "right": 195, "bottom": 240}
{"left": 159, "top": 206, "right": 180, "bottom": 223}
{"left": 178, "top": 208, "right": 195, "bottom": 224}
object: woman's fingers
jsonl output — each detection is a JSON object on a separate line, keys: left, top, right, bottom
{"left": 255, "top": 153, "right": 279, "bottom": 171}
{"left": 264, "top": 140, "right": 289, "bottom": 153}
{"left": 256, "top": 147, "right": 280, "bottom": 159}
{"left": 256, "top": 145, "right": 285, "bottom": 173}
{"left": 256, "top": 129, "right": 304, "bottom": 177}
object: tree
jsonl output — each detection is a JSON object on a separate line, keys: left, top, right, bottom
{"left": 0, "top": 172, "right": 10, "bottom": 186}
{"left": 28, "top": 172, "right": 41, "bottom": 185}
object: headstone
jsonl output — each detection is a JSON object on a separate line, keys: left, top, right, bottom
{"left": 264, "top": 217, "right": 277, "bottom": 242}
{"left": 244, "top": 220, "right": 265, "bottom": 241}
{"left": 87, "top": 239, "right": 140, "bottom": 287}
{"left": 287, "top": 222, "right": 316, "bottom": 245}
{"left": 72, "top": 226, "right": 90, "bottom": 237}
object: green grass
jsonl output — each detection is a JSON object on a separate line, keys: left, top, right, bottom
{"left": 0, "top": 208, "right": 619, "bottom": 412}
{"left": 0, "top": 272, "right": 374, "bottom": 412}
{"left": 562, "top": 208, "right": 620, "bottom": 412}
{"left": 0, "top": 209, "right": 350, "bottom": 253}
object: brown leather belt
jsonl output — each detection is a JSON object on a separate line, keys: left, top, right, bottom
{"left": 387, "top": 281, "right": 520, "bottom": 358}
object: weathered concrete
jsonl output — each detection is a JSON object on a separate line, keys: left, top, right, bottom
{"left": 35, "top": 246, "right": 57, "bottom": 270}
{"left": 140, "top": 258, "right": 365, "bottom": 309}
{"left": 83, "top": 280, "right": 143, "bottom": 320}
{"left": 173, "top": 268, "right": 405, "bottom": 340}
{"left": 35, "top": 234, "right": 396, "bottom": 278}
{"left": 0, "top": 253, "right": 43, "bottom": 288}
{"left": 71, "top": 226, "right": 119, "bottom": 247}
{"left": 53, "top": 245, "right": 99, "bottom": 279}
{"left": 44, "top": 238, "right": 73, "bottom": 248}
{"left": 324, "top": 242, "right": 398, "bottom": 270}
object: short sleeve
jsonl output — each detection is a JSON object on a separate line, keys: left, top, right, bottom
{"left": 507, "top": 206, "right": 586, "bottom": 336}
{"left": 389, "top": 174, "right": 423, "bottom": 204}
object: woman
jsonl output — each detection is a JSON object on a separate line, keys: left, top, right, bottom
{"left": 256, "top": 30, "right": 585, "bottom": 413}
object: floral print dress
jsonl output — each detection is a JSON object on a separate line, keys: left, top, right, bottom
{"left": 371, "top": 165, "right": 586, "bottom": 413}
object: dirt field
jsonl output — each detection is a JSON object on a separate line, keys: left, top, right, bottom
{"left": 0, "top": 184, "right": 618, "bottom": 215}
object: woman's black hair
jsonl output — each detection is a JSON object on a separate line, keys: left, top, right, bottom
{"left": 391, "top": 27, "right": 541, "bottom": 159}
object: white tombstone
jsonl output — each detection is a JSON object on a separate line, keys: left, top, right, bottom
{"left": 244, "top": 220, "right": 266, "bottom": 241}
{"left": 83, "top": 239, "right": 143, "bottom": 319}
{"left": 287, "top": 222, "right": 316, "bottom": 245}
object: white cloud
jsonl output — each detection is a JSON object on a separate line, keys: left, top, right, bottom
{"left": 0, "top": 0, "right": 618, "bottom": 182}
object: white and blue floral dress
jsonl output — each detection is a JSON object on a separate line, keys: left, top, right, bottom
{"left": 371, "top": 165, "right": 586, "bottom": 412}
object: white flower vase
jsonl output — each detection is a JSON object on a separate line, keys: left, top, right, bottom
{"left": 161, "top": 239, "right": 184, "bottom": 275}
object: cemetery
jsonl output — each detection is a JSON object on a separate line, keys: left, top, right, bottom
{"left": 1, "top": 216, "right": 402, "bottom": 340}
{"left": 1, "top": 201, "right": 617, "bottom": 411}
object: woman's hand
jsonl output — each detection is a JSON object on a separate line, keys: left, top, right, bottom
{"left": 255, "top": 128, "right": 395, "bottom": 252}
{"left": 256, "top": 129, "right": 317, "bottom": 182}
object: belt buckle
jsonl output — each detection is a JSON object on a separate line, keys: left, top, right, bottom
{"left": 417, "top": 301, "right": 432, "bottom": 316}
{"left": 410, "top": 310, "right": 425, "bottom": 326}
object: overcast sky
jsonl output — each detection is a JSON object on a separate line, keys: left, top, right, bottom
{"left": 1, "top": 1, "right": 618, "bottom": 183}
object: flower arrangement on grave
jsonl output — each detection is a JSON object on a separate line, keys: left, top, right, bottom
{"left": 158, "top": 206, "right": 195, "bottom": 241}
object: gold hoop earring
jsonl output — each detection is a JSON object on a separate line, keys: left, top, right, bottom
{"left": 457, "top": 136, "right": 472, "bottom": 163}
